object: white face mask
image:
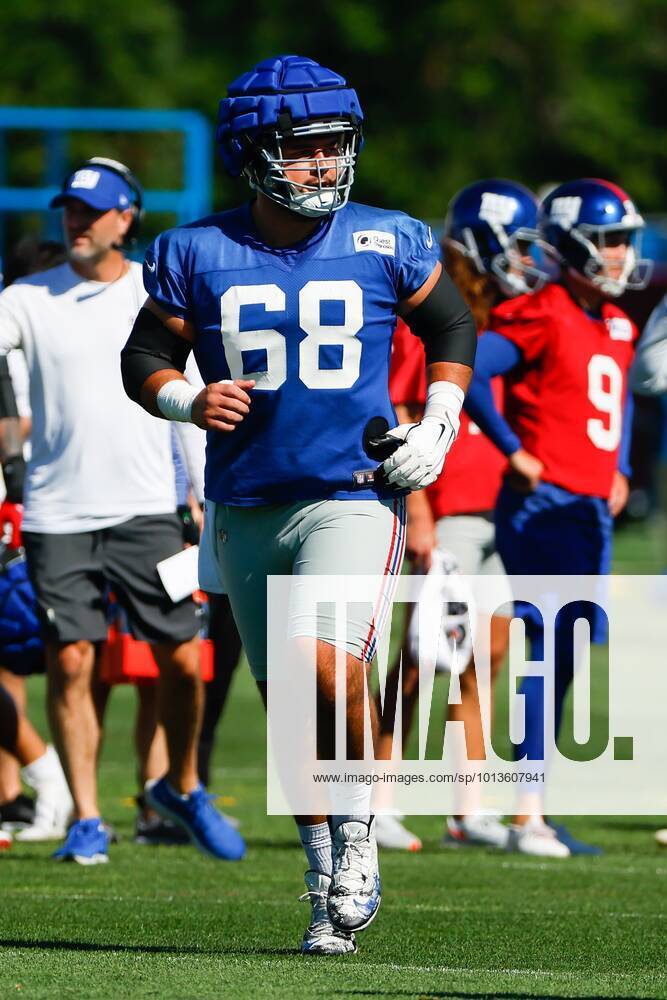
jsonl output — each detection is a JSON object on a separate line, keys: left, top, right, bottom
{"left": 449, "top": 225, "right": 550, "bottom": 298}
{"left": 246, "top": 120, "right": 359, "bottom": 219}
{"left": 572, "top": 227, "right": 653, "bottom": 297}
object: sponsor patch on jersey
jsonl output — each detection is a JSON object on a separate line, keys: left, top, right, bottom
{"left": 606, "top": 317, "right": 634, "bottom": 341}
{"left": 550, "top": 196, "right": 582, "bottom": 230}
{"left": 353, "top": 230, "right": 396, "bottom": 256}
{"left": 70, "top": 169, "right": 101, "bottom": 190}
{"left": 479, "top": 192, "right": 519, "bottom": 226}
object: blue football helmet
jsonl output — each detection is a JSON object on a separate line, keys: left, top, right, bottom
{"left": 538, "top": 178, "right": 652, "bottom": 297}
{"left": 444, "top": 179, "right": 549, "bottom": 296}
{"left": 0, "top": 546, "right": 43, "bottom": 673}
{"left": 216, "top": 55, "right": 363, "bottom": 218}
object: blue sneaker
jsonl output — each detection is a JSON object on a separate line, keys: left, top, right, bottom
{"left": 144, "top": 778, "right": 245, "bottom": 860}
{"left": 547, "top": 820, "right": 603, "bottom": 856}
{"left": 52, "top": 818, "right": 109, "bottom": 865}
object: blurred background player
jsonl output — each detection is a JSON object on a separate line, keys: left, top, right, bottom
{"left": 168, "top": 361, "right": 245, "bottom": 794}
{"left": 630, "top": 274, "right": 667, "bottom": 848}
{"left": 0, "top": 677, "right": 72, "bottom": 847}
{"left": 0, "top": 157, "right": 244, "bottom": 865}
{"left": 0, "top": 237, "right": 72, "bottom": 841}
{"left": 121, "top": 55, "right": 476, "bottom": 955}
{"left": 466, "top": 177, "right": 652, "bottom": 856}
{"left": 376, "top": 179, "right": 548, "bottom": 851}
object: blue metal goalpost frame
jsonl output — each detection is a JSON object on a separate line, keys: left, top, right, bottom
{"left": 0, "top": 107, "right": 213, "bottom": 256}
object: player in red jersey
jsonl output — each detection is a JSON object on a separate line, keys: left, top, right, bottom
{"left": 375, "top": 180, "right": 548, "bottom": 851}
{"left": 465, "top": 178, "right": 652, "bottom": 856}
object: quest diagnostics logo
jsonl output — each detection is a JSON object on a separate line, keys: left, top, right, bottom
{"left": 353, "top": 230, "right": 396, "bottom": 256}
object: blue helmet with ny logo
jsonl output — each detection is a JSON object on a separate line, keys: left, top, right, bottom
{"left": 444, "top": 179, "right": 549, "bottom": 297}
{"left": 539, "top": 178, "right": 652, "bottom": 297}
{"left": 216, "top": 55, "right": 363, "bottom": 218}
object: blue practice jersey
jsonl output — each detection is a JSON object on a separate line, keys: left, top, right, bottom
{"left": 144, "top": 201, "right": 439, "bottom": 506}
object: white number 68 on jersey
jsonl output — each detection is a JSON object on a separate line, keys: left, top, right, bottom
{"left": 220, "top": 280, "right": 363, "bottom": 390}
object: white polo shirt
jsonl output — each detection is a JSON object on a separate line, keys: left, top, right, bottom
{"left": 0, "top": 260, "right": 183, "bottom": 533}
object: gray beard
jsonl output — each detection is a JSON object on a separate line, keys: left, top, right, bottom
{"left": 67, "top": 243, "right": 107, "bottom": 264}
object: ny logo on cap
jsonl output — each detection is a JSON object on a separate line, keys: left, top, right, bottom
{"left": 71, "top": 169, "right": 101, "bottom": 190}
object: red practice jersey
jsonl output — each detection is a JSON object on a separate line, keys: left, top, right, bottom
{"left": 389, "top": 319, "right": 506, "bottom": 519}
{"left": 490, "top": 283, "right": 638, "bottom": 498}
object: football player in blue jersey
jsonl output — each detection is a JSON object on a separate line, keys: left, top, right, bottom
{"left": 121, "top": 54, "right": 476, "bottom": 955}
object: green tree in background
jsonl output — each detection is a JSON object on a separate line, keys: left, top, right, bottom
{"left": 1, "top": 0, "right": 666, "bottom": 217}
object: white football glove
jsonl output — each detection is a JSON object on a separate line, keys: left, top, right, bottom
{"left": 382, "top": 381, "right": 465, "bottom": 491}
{"left": 406, "top": 549, "right": 473, "bottom": 675}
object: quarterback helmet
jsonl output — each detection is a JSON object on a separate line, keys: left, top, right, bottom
{"left": 538, "top": 178, "right": 652, "bottom": 297}
{"left": 444, "top": 179, "right": 548, "bottom": 296}
{"left": 216, "top": 55, "right": 363, "bottom": 218}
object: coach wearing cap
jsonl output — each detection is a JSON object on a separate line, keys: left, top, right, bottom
{"left": 0, "top": 158, "right": 244, "bottom": 864}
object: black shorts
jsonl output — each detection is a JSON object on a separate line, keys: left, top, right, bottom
{"left": 23, "top": 514, "right": 199, "bottom": 645}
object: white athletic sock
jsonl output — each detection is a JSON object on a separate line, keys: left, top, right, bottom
{"left": 21, "top": 744, "right": 61, "bottom": 785}
{"left": 329, "top": 779, "right": 372, "bottom": 833}
{"left": 298, "top": 822, "right": 333, "bottom": 876}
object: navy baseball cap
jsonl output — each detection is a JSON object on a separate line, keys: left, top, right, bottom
{"left": 50, "top": 164, "right": 136, "bottom": 211}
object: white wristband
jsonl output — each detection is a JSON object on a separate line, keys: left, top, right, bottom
{"left": 156, "top": 379, "right": 199, "bottom": 422}
{"left": 423, "top": 380, "right": 465, "bottom": 426}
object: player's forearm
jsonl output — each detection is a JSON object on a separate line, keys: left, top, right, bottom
{"left": 427, "top": 361, "right": 472, "bottom": 394}
{"left": 121, "top": 302, "right": 194, "bottom": 419}
{"left": 140, "top": 370, "right": 194, "bottom": 420}
{"left": 464, "top": 376, "right": 521, "bottom": 456}
{"left": 617, "top": 392, "right": 634, "bottom": 478}
{"left": 462, "top": 331, "right": 523, "bottom": 455}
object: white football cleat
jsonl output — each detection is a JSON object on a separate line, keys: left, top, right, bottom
{"left": 0, "top": 828, "right": 12, "bottom": 850}
{"left": 15, "top": 745, "right": 74, "bottom": 842}
{"left": 655, "top": 828, "right": 667, "bottom": 847}
{"left": 327, "top": 819, "right": 381, "bottom": 932}
{"left": 506, "top": 818, "right": 570, "bottom": 858}
{"left": 442, "top": 814, "right": 509, "bottom": 850}
{"left": 299, "top": 871, "right": 357, "bottom": 955}
{"left": 375, "top": 814, "right": 422, "bottom": 852}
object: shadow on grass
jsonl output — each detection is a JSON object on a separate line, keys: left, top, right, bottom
{"left": 0, "top": 937, "right": 298, "bottom": 958}
{"left": 342, "top": 991, "right": 654, "bottom": 1000}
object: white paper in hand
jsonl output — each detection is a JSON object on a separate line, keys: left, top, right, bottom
{"left": 157, "top": 545, "right": 200, "bottom": 603}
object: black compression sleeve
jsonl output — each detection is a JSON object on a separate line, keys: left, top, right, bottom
{"left": 404, "top": 269, "right": 477, "bottom": 369}
{"left": 0, "top": 356, "right": 19, "bottom": 419}
{"left": 121, "top": 307, "right": 192, "bottom": 404}
{"left": 2, "top": 454, "right": 25, "bottom": 504}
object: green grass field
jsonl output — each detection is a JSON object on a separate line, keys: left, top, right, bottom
{"left": 2, "top": 519, "right": 666, "bottom": 999}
